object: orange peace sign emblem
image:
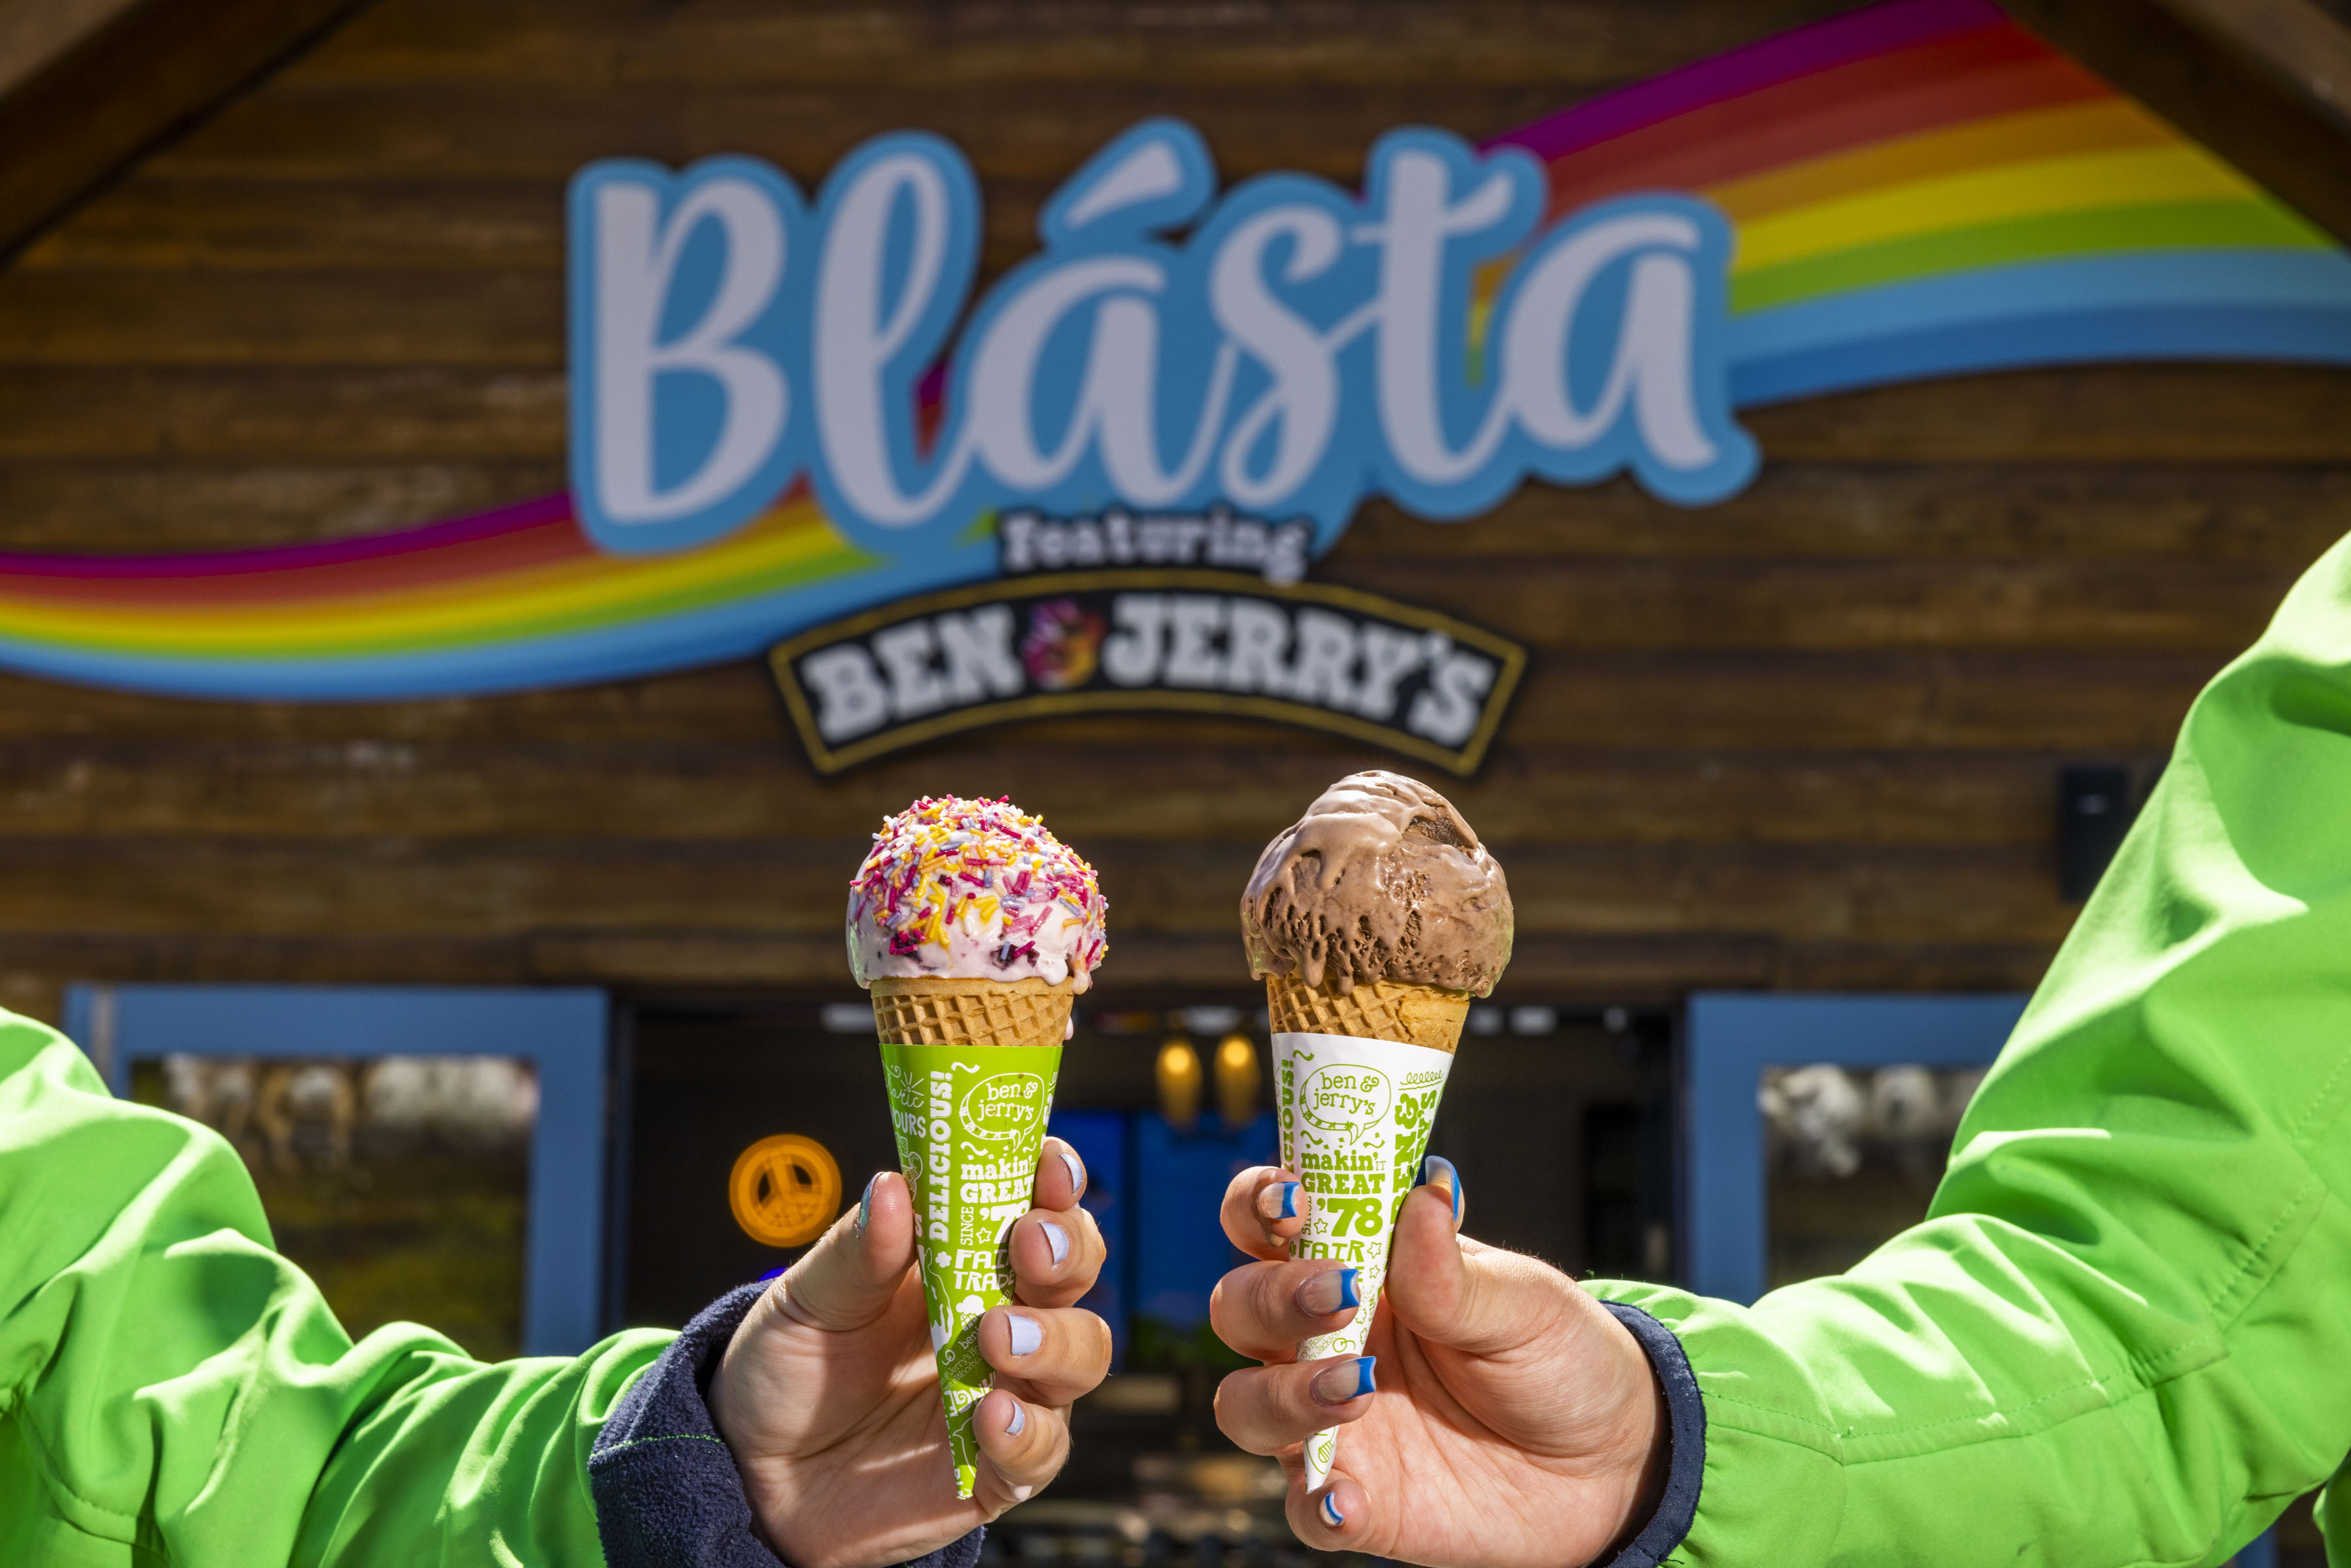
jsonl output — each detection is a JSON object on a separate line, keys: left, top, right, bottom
{"left": 728, "top": 1134, "right": 844, "bottom": 1248}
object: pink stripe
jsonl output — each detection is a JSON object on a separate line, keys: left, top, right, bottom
{"left": 0, "top": 492, "right": 580, "bottom": 581}
{"left": 1488, "top": 0, "right": 2010, "bottom": 163}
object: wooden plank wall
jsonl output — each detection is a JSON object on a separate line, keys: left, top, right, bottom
{"left": 0, "top": 0, "right": 2346, "bottom": 1023}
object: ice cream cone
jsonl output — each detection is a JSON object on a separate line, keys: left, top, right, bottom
{"left": 871, "top": 974, "right": 1074, "bottom": 1050}
{"left": 850, "top": 795, "right": 1106, "bottom": 1500}
{"left": 1245, "top": 774, "right": 1511, "bottom": 1496}
{"left": 1264, "top": 972, "right": 1471, "bottom": 1055}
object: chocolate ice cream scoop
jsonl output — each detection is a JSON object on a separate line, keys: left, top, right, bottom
{"left": 1240, "top": 769, "right": 1512, "bottom": 997}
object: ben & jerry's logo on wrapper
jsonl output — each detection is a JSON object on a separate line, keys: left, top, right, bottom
{"left": 1300, "top": 1063, "right": 1391, "bottom": 1140}
{"left": 961, "top": 1071, "right": 1048, "bottom": 1144}
{"left": 767, "top": 559, "right": 1526, "bottom": 777}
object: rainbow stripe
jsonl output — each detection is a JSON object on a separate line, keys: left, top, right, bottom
{"left": 1490, "top": 0, "right": 2351, "bottom": 402}
{"left": 0, "top": 489, "right": 993, "bottom": 698}
{"left": 3, "top": 0, "right": 2346, "bottom": 701}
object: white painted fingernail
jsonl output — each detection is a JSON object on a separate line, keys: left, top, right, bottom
{"left": 1012, "top": 1484, "right": 1035, "bottom": 1503}
{"left": 1040, "top": 1219, "right": 1070, "bottom": 1266}
{"left": 1003, "top": 1399, "right": 1026, "bottom": 1436}
{"left": 1007, "top": 1312, "right": 1042, "bottom": 1356}
{"left": 1056, "top": 1144, "right": 1086, "bottom": 1198}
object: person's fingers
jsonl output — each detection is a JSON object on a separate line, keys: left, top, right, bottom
{"left": 1209, "top": 1258, "right": 1358, "bottom": 1361}
{"left": 1009, "top": 1138, "right": 1106, "bottom": 1309}
{"left": 1381, "top": 1164, "right": 1579, "bottom": 1356}
{"left": 976, "top": 1305, "right": 1112, "bottom": 1407}
{"left": 1220, "top": 1165, "right": 1307, "bottom": 1260}
{"left": 1212, "top": 1354, "right": 1377, "bottom": 1455}
{"left": 1418, "top": 1154, "right": 1465, "bottom": 1229}
{"left": 768, "top": 1170, "right": 917, "bottom": 1332}
{"left": 973, "top": 1388, "right": 1070, "bottom": 1505}
{"left": 1287, "top": 1473, "right": 1373, "bottom": 1552}
{"left": 1008, "top": 1200, "right": 1106, "bottom": 1309}
{"left": 1034, "top": 1136, "right": 1088, "bottom": 1211}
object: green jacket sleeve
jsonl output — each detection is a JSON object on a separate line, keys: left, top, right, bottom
{"left": 0, "top": 1011, "right": 673, "bottom": 1565}
{"left": 1593, "top": 534, "right": 2351, "bottom": 1568}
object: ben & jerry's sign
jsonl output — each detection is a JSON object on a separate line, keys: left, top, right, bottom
{"left": 771, "top": 522, "right": 1524, "bottom": 775}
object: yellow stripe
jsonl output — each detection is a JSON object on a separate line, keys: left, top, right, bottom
{"left": 1733, "top": 143, "right": 2260, "bottom": 274}
{"left": 1708, "top": 98, "right": 2174, "bottom": 222}
{"left": 0, "top": 501, "right": 863, "bottom": 653}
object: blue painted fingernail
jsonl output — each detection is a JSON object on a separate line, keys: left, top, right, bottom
{"left": 1419, "top": 1155, "right": 1462, "bottom": 1223}
{"left": 1040, "top": 1219, "right": 1070, "bottom": 1266}
{"left": 1003, "top": 1398, "right": 1026, "bottom": 1437}
{"left": 1007, "top": 1313, "right": 1043, "bottom": 1356}
{"left": 1277, "top": 1181, "right": 1301, "bottom": 1219}
{"left": 1056, "top": 1144, "right": 1087, "bottom": 1198}
{"left": 858, "top": 1172, "right": 879, "bottom": 1233}
{"left": 1297, "top": 1266, "right": 1360, "bottom": 1317}
{"left": 1311, "top": 1356, "right": 1375, "bottom": 1405}
{"left": 1320, "top": 1492, "right": 1345, "bottom": 1528}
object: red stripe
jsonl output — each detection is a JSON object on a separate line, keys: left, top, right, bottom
{"left": 0, "top": 492, "right": 582, "bottom": 581}
{"left": 0, "top": 520, "right": 592, "bottom": 607}
{"left": 0, "top": 477, "right": 823, "bottom": 607}
{"left": 1539, "top": 25, "right": 2103, "bottom": 217}
{"left": 1494, "top": 0, "right": 2009, "bottom": 163}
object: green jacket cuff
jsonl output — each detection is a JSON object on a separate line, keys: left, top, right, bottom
{"left": 1588, "top": 1281, "right": 1848, "bottom": 1568}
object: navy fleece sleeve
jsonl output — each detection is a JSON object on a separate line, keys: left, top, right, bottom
{"left": 1595, "top": 1301, "right": 1705, "bottom": 1568}
{"left": 590, "top": 1282, "right": 985, "bottom": 1568}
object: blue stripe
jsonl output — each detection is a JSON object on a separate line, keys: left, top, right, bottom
{"left": 1729, "top": 248, "right": 2351, "bottom": 361}
{"left": 1733, "top": 304, "right": 2351, "bottom": 405}
{"left": 1727, "top": 248, "right": 2351, "bottom": 404}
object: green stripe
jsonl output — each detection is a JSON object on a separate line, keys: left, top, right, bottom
{"left": 353, "top": 541, "right": 880, "bottom": 656}
{"left": 468, "top": 543, "right": 884, "bottom": 650}
{"left": 1731, "top": 199, "right": 2329, "bottom": 314}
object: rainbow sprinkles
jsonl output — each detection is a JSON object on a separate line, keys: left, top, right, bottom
{"left": 0, "top": 0, "right": 2344, "bottom": 702}
{"left": 848, "top": 796, "right": 1109, "bottom": 992}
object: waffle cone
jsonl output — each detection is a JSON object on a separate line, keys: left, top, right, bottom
{"left": 868, "top": 974, "right": 1074, "bottom": 1050}
{"left": 1264, "top": 973, "right": 1471, "bottom": 1054}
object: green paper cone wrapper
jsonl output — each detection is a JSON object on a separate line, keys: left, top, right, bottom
{"left": 1275, "top": 1027, "right": 1454, "bottom": 1494}
{"left": 876, "top": 982, "right": 1065, "bottom": 1500}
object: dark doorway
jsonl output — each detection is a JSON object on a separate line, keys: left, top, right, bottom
{"left": 618, "top": 1000, "right": 902, "bottom": 1329}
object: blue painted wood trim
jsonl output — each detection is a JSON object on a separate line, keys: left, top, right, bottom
{"left": 1682, "top": 992, "right": 2028, "bottom": 1305}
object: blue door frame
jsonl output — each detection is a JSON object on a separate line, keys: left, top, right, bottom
{"left": 63, "top": 984, "right": 611, "bottom": 1356}
{"left": 1682, "top": 991, "right": 2027, "bottom": 1304}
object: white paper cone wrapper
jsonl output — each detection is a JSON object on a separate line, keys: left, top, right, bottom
{"left": 1273, "top": 1031, "right": 1455, "bottom": 1493}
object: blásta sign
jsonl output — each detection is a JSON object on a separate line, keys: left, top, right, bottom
{"left": 568, "top": 119, "right": 1756, "bottom": 559}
